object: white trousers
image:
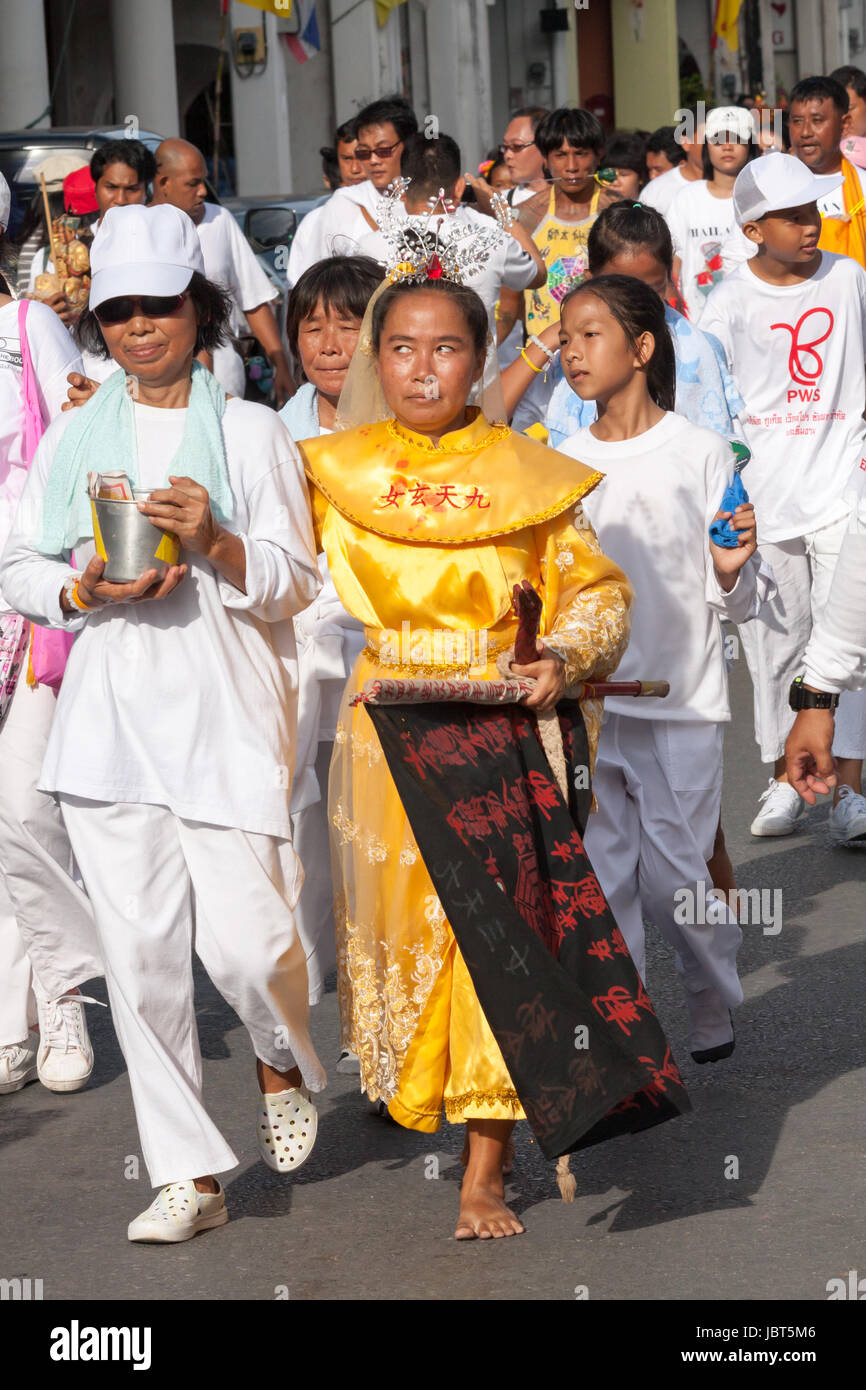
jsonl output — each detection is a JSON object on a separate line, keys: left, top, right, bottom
{"left": 289, "top": 741, "right": 337, "bottom": 1008}
{"left": 58, "top": 796, "right": 327, "bottom": 1187}
{"left": 0, "top": 675, "right": 100, "bottom": 1046}
{"left": 738, "top": 512, "right": 866, "bottom": 762}
{"left": 584, "top": 714, "right": 743, "bottom": 1007}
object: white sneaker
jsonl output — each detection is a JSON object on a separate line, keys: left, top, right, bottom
{"left": 828, "top": 786, "right": 866, "bottom": 847}
{"left": 749, "top": 778, "right": 806, "bottom": 837}
{"left": 128, "top": 1180, "right": 228, "bottom": 1243}
{"left": 258, "top": 1086, "right": 318, "bottom": 1173}
{"left": 0, "top": 1035, "right": 39, "bottom": 1094}
{"left": 36, "top": 995, "right": 94, "bottom": 1093}
{"left": 336, "top": 1047, "right": 361, "bottom": 1075}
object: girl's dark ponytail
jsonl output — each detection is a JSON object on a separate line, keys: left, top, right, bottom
{"left": 562, "top": 273, "right": 676, "bottom": 412}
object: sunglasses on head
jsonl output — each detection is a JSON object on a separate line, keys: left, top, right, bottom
{"left": 354, "top": 141, "right": 402, "bottom": 161}
{"left": 94, "top": 292, "right": 187, "bottom": 325}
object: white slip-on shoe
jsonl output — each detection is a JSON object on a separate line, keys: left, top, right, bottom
{"left": 335, "top": 1048, "right": 361, "bottom": 1075}
{"left": 749, "top": 778, "right": 806, "bottom": 837}
{"left": 828, "top": 786, "right": 866, "bottom": 847}
{"left": 258, "top": 1086, "right": 318, "bottom": 1174}
{"left": 36, "top": 994, "right": 95, "bottom": 1093}
{"left": 686, "top": 986, "right": 735, "bottom": 1064}
{"left": 127, "top": 1180, "right": 228, "bottom": 1244}
{"left": 0, "top": 1035, "right": 39, "bottom": 1094}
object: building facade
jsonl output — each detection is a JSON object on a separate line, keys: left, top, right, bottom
{"left": 0, "top": 0, "right": 863, "bottom": 199}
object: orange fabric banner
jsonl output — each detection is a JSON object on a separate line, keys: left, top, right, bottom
{"left": 817, "top": 157, "right": 866, "bottom": 270}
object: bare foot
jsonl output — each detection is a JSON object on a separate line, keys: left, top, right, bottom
{"left": 456, "top": 1181, "right": 525, "bottom": 1240}
{"left": 257, "top": 1057, "right": 302, "bottom": 1095}
{"left": 460, "top": 1132, "right": 515, "bottom": 1175}
{"left": 192, "top": 1174, "right": 219, "bottom": 1194}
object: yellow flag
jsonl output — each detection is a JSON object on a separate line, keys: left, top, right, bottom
{"left": 376, "top": 0, "right": 407, "bottom": 26}
{"left": 235, "top": 0, "right": 293, "bottom": 16}
{"left": 712, "top": 0, "right": 743, "bottom": 53}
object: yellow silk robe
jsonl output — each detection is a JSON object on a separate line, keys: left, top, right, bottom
{"left": 303, "top": 411, "right": 632, "bottom": 1130}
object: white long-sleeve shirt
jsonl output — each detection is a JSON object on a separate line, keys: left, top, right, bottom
{"left": 0, "top": 397, "right": 321, "bottom": 837}
{"left": 801, "top": 527, "right": 866, "bottom": 694}
{"left": 0, "top": 298, "right": 83, "bottom": 613}
{"left": 559, "top": 411, "right": 765, "bottom": 722}
{"left": 287, "top": 181, "right": 383, "bottom": 283}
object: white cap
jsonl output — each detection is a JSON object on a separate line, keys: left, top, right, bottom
{"left": 0, "top": 171, "right": 10, "bottom": 232}
{"left": 89, "top": 204, "right": 204, "bottom": 309}
{"left": 704, "top": 105, "right": 756, "bottom": 144}
{"left": 732, "top": 152, "right": 843, "bottom": 225}
{"left": 33, "top": 152, "right": 88, "bottom": 190}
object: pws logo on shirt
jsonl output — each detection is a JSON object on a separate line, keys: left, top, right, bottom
{"left": 770, "top": 307, "right": 834, "bottom": 402}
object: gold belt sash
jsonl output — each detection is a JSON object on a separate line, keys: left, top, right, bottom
{"left": 362, "top": 625, "right": 515, "bottom": 677}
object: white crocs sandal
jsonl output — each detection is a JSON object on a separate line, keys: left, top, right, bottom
{"left": 258, "top": 1086, "right": 318, "bottom": 1174}
{"left": 127, "top": 1180, "right": 228, "bottom": 1243}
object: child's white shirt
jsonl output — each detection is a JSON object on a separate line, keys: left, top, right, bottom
{"left": 559, "top": 411, "right": 762, "bottom": 722}
{"left": 700, "top": 252, "right": 866, "bottom": 543}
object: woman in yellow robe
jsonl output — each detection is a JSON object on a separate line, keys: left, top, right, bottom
{"left": 302, "top": 277, "right": 631, "bottom": 1239}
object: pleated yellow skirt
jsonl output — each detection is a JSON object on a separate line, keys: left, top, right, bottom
{"left": 330, "top": 651, "right": 525, "bottom": 1131}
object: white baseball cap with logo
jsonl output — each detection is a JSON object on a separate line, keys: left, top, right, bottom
{"left": 704, "top": 105, "right": 756, "bottom": 144}
{"left": 732, "top": 152, "right": 844, "bottom": 226}
{"left": 89, "top": 203, "right": 205, "bottom": 310}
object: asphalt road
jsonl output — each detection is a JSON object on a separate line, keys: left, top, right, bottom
{"left": 2, "top": 654, "right": 864, "bottom": 1302}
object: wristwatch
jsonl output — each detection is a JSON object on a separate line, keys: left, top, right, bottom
{"left": 788, "top": 676, "right": 839, "bottom": 711}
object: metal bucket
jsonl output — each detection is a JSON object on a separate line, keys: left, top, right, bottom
{"left": 90, "top": 498, "right": 180, "bottom": 583}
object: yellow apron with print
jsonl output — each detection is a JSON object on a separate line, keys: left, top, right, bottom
{"left": 525, "top": 185, "right": 601, "bottom": 333}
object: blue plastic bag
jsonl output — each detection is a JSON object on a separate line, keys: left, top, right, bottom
{"left": 709, "top": 441, "right": 750, "bottom": 548}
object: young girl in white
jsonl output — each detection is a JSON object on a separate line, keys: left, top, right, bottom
{"left": 667, "top": 105, "right": 757, "bottom": 323}
{"left": 557, "top": 273, "right": 761, "bottom": 1061}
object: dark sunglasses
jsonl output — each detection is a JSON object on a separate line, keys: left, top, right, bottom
{"left": 354, "top": 141, "right": 402, "bottom": 161}
{"left": 94, "top": 292, "right": 187, "bottom": 325}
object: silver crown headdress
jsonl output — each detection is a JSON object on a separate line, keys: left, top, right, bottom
{"left": 375, "top": 178, "right": 515, "bottom": 285}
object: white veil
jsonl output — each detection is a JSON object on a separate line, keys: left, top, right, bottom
{"left": 334, "top": 182, "right": 510, "bottom": 430}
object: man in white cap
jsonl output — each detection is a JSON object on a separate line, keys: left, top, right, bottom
{"left": 701, "top": 152, "right": 866, "bottom": 846}
{"left": 151, "top": 139, "right": 292, "bottom": 404}
{"left": 1, "top": 203, "right": 326, "bottom": 1241}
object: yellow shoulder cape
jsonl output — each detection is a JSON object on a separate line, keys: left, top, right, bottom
{"left": 302, "top": 413, "right": 602, "bottom": 546}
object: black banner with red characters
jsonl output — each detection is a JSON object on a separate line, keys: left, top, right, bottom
{"left": 365, "top": 698, "right": 691, "bottom": 1160}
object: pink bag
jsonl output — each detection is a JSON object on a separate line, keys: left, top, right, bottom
{"left": 18, "top": 300, "right": 75, "bottom": 689}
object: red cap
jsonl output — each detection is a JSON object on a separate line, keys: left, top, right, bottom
{"left": 63, "top": 165, "right": 98, "bottom": 216}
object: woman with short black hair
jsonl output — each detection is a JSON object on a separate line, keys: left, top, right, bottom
{"left": 1, "top": 203, "right": 326, "bottom": 1242}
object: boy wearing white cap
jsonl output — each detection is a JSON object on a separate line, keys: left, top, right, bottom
{"left": 0, "top": 204, "right": 327, "bottom": 1240}
{"left": 701, "top": 152, "right": 866, "bottom": 845}
{"left": 667, "top": 106, "right": 758, "bottom": 323}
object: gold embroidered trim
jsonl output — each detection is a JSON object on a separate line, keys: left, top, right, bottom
{"left": 361, "top": 630, "right": 513, "bottom": 675}
{"left": 305, "top": 465, "right": 606, "bottom": 546}
{"left": 444, "top": 1089, "right": 523, "bottom": 1119}
{"left": 386, "top": 416, "right": 511, "bottom": 454}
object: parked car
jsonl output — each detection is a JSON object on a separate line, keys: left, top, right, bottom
{"left": 0, "top": 127, "right": 165, "bottom": 235}
{"left": 0, "top": 127, "right": 326, "bottom": 402}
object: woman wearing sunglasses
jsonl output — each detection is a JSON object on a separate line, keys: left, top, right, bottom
{"left": 0, "top": 203, "right": 326, "bottom": 1243}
